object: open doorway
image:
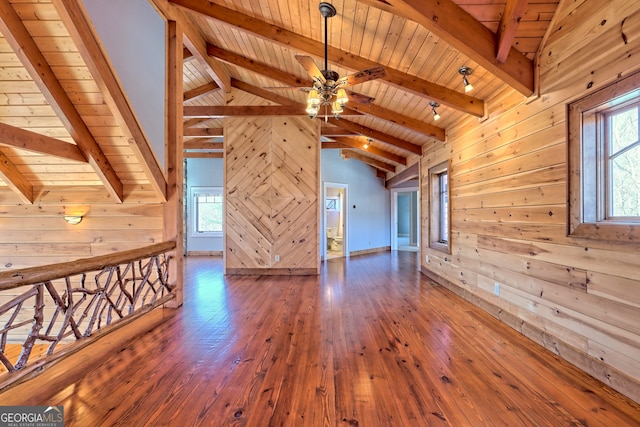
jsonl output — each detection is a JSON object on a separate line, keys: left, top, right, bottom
{"left": 391, "top": 188, "right": 419, "bottom": 252}
{"left": 324, "top": 182, "right": 348, "bottom": 259}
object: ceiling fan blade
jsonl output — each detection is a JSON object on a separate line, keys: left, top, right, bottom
{"left": 295, "top": 55, "right": 326, "bottom": 84}
{"left": 337, "top": 66, "right": 386, "bottom": 87}
{"left": 347, "top": 91, "right": 375, "bottom": 105}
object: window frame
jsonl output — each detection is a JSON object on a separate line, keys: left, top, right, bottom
{"left": 567, "top": 70, "right": 640, "bottom": 243}
{"left": 189, "top": 186, "right": 224, "bottom": 238}
{"left": 428, "top": 160, "right": 451, "bottom": 254}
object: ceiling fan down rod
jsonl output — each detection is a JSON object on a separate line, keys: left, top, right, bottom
{"left": 319, "top": 2, "right": 336, "bottom": 74}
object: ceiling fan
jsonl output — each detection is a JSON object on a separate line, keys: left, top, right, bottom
{"left": 298, "top": 2, "right": 387, "bottom": 119}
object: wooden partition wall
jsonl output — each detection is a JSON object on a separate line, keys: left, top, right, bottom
{"left": 224, "top": 116, "right": 320, "bottom": 275}
{"left": 420, "top": 0, "right": 640, "bottom": 403}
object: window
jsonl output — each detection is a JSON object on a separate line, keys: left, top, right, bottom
{"left": 568, "top": 70, "right": 640, "bottom": 242}
{"left": 190, "top": 187, "right": 223, "bottom": 237}
{"left": 429, "top": 160, "right": 451, "bottom": 253}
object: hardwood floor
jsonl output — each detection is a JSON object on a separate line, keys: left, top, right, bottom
{"left": 1, "top": 252, "right": 639, "bottom": 426}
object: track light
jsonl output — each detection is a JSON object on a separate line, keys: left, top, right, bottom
{"left": 429, "top": 101, "right": 441, "bottom": 121}
{"left": 459, "top": 66, "right": 474, "bottom": 92}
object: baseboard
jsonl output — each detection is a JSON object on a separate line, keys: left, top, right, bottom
{"left": 225, "top": 268, "right": 318, "bottom": 276}
{"left": 420, "top": 265, "right": 640, "bottom": 404}
{"left": 349, "top": 246, "right": 391, "bottom": 257}
{"left": 187, "top": 251, "right": 223, "bottom": 256}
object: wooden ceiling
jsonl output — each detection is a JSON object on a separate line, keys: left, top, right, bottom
{"left": 0, "top": 0, "right": 559, "bottom": 203}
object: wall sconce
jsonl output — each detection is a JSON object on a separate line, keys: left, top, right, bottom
{"left": 429, "top": 101, "right": 441, "bottom": 121}
{"left": 63, "top": 215, "right": 83, "bottom": 225}
{"left": 459, "top": 66, "right": 474, "bottom": 92}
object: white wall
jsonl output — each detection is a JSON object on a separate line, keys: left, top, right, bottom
{"left": 321, "top": 149, "right": 390, "bottom": 253}
{"left": 82, "top": 0, "right": 166, "bottom": 169}
{"left": 186, "top": 158, "right": 224, "bottom": 253}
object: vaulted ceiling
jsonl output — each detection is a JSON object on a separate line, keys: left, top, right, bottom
{"left": 0, "top": 0, "right": 559, "bottom": 203}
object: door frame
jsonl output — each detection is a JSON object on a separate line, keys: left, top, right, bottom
{"left": 391, "top": 187, "right": 420, "bottom": 250}
{"left": 323, "top": 182, "right": 348, "bottom": 260}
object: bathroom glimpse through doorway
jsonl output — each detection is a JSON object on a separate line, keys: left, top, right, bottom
{"left": 324, "top": 182, "right": 348, "bottom": 260}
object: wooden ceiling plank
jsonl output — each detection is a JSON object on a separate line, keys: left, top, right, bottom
{"left": 0, "top": 149, "right": 33, "bottom": 204}
{"left": 496, "top": 0, "right": 530, "bottom": 63}
{"left": 379, "top": 0, "right": 534, "bottom": 95}
{"left": 326, "top": 117, "right": 422, "bottom": 155}
{"left": 0, "top": 122, "right": 86, "bottom": 162}
{"left": 320, "top": 127, "right": 357, "bottom": 137}
{"left": 184, "top": 81, "right": 220, "bottom": 102}
{"left": 341, "top": 149, "right": 396, "bottom": 172}
{"left": 169, "top": 0, "right": 485, "bottom": 116}
{"left": 332, "top": 136, "right": 407, "bottom": 165}
{"left": 52, "top": 0, "right": 168, "bottom": 201}
{"left": 0, "top": 0, "right": 124, "bottom": 202}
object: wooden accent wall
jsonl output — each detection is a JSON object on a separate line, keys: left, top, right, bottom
{"left": 420, "top": 0, "right": 640, "bottom": 403}
{"left": 224, "top": 116, "right": 320, "bottom": 275}
{"left": 0, "top": 187, "right": 163, "bottom": 270}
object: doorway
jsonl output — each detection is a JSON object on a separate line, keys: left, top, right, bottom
{"left": 391, "top": 188, "right": 419, "bottom": 252}
{"left": 323, "top": 182, "right": 348, "bottom": 259}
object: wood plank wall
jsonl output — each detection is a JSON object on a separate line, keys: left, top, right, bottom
{"left": 420, "top": 0, "right": 640, "bottom": 403}
{"left": 224, "top": 116, "right": 320, "bottom": 275}
{"left": 0, "top": 186, "right": 163, "bottom": 270}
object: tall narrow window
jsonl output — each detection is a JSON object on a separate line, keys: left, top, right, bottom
{"left": 190, "top": 187, "right": 223, "bottom": 236}
{"left": 429, "top": 160, "right": 451, "bottom": 254}
{"left": 568, "top": 70, "right": 640, "bottom": 243}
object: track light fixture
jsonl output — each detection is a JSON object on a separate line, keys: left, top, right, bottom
{"left": 459, "top": 66, "right": 474, "bottom": 92}
{"left": 429, "top": 101, "right": 441, "bottom": 121}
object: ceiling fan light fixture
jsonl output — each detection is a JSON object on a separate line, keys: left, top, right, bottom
{"left": 429, "top": 101, "right": 441, "bottom": 121}
{"left": 459, "top": 66, "right": 474, "bottom": 92}
{"left": 307, "top": 89, "right": 321, "bottom": 105}
{"left": 331, "top": 100, "right": 344, "bottom": 116}
{"left": 336, "top": 88, "right": 349, "bottom": 105}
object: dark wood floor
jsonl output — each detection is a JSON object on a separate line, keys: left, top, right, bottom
{"left": 2, "top": 252, "right": 640, "bottom": 426}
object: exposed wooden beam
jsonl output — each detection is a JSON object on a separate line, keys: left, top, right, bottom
{"left": 322, "top": 141, "right": 352, "bottom": 149}
{"left": 210, "top": 47, "right": 444, "bottom": 139}
{"left": 183, "top": 141, "right": 223, "bottom": 150}
{"left": 0, "top": 122, "right": 87, "bottom": 162}
{"left": 345, "top": 101, "right": 445, "bottom": 141}
{"left": 184, "top": 81, "right": 219, "bottom": 102}
{"left": 184, "top": 127, "right": 223, "bottom": 137}
{"left": 379, "top": 0, "right": 534, "bottom": 95}
{"left": 231, "top": 78, "right": 299, "bottom": 107}
{"left": 0, "top": 149, "right": 33, "bottom": 204}
{"left": 53, "top": 0, "right": 167, "bottom": 201}
{"left": 496, "top": 0, "right": 530, "bottom": 63}
{"left": 183, "top": 46, "right": 193, "bottom": 61}
{"left": 183, "top": 118, "right": 212, "bottom": 128}
{"left": 386, "top": 162, "right": 419, "bottom": 188}
{"left": 326, "top": 118, "right": 422, "bottom": 156}
{"left": 341, "top": 149, "right": 396, "bottom": 173}
{"left": 184, "top": 105, "right": 358, "bottom": 117}
{"left": 332, "top": 136, "right": 407, "bottom": 165}
{"left": 170, "top": 0, "right": 484, "bottom": 116}
{"left": 320, "top": 127, "right": 357, "bottom": 137}
{"left": 184, "top": 151, "right": 223, "bottom": 159}
{"left": 1, "top": 0, "right": 124, "bottom": 202}
{"left": 376, "top": 169, "right": 387, "bottom": 179}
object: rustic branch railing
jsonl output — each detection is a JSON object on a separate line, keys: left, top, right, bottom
{"left": 0, "top": 241, "right": 176, "bottom": 377}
